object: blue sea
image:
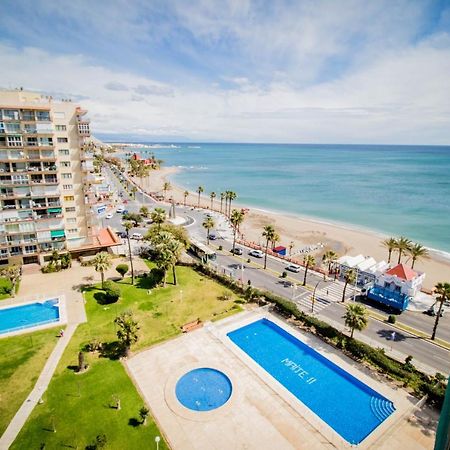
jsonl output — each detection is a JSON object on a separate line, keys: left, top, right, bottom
{"left": 131, "top": 143, "right": 450, "bottom": 256}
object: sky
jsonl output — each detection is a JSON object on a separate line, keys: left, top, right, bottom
{"left": 1, "top": 0, "right": 450, "bottom": 144}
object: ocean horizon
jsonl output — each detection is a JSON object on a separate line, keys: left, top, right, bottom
{"left": 124, "top": 142, "right": 450, "bottom": 258}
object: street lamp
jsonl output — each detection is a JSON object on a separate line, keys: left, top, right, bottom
{"left": 311, "top": 280, "right": 324, "bottom": 313}
{"left": 155, "top": 436, "right": 160, "bottom": 450}
{"left": 352, "top": 268, "right": 359, "bottom": 302}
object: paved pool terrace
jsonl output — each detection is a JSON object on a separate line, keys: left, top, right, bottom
{"left": 126, "top": 311, "right": 418, "bottom": 450}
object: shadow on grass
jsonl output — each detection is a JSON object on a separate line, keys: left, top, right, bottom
{"left": 128, "top": 418, "right": 141, "bottom": 427}
{"left": 93, "top": 292, "right": 119, "bottom": 305}
{"left": 66, "top": 365, "right": 79, "bottom": 372}
{"left": 99, "top": 341, "right": 124, "bottom": 360}
{"left": 135, "top": 268, "right": 164, "bottom": 290}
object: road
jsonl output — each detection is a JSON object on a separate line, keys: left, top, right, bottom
{"left": 102, "top": 164, "right": 450, "bottom": 375}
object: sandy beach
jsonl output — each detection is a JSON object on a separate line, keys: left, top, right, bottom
{"left": 134, "top": 166, "right": 450, "bottom": 290}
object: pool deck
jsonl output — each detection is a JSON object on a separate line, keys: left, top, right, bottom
{"left": 126, "top": 310, "right": 425, "bottom": 450}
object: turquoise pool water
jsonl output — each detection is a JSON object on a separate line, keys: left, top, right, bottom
{"left": 227, "top": 319, "right": 395, "bottom": 444}
{"left": 0, "top": 299, "right": 60, "bottom": 334}
{"left": 175, "top": 368, "right": 232, "bottom": 411}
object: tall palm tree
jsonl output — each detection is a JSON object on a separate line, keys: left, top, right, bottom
{"left": 271, "top": 233, "right": 280, "bottom": 250}
{"left": 408, "top": 243, "right": 429, "bottom": 269}
{"left": 343, "top": 304, "right": 368, "bottom": 338}
{"left": 114, "top": 311, "right": 139, "bottom": 358}
{"left": 382, "top": 237, "right": 398, "bottom": 264}
{"left": 220, "top": 192, "right": 226, "bottom": 213}
{"left": 395, "top": 236, "right": 412, "bottom": 264}
{"left": 166, "top": 236, "right": 184, "bottom": 286}
{"left": 431, "top": 282, "right": 450, "bottom": 340}
{"left": 162, "top": 181, "right": 171, "bottom": 200}
{"left": 93, "top": 252, "right": 112, "bottom": 288}
{"left": 123, "top": 221, "right": 135, "bottom": 285}
{"left": 151, "top": 207, "right": 166, "bottom": 230}
{"left": 262, "top": 225, "right": 276, "bottom": 270}
{"left": 342, "top": 268, "right": 357, "bottom": 302}
{"left": 202, "top": 216, "right": 215, "bottom": 244}
{"left": 230, "top": 209, "right": 245, "bottom": 253}
{"left": 210, "top": 191, "right": 216, "bottom": 210}
{"left": 322, "top": 250, "right": 338, "bottom": 280}
{"left": 288, "top": 241, "right": 294, "bottom": 256}
{"left": 152, "top": 232, "right": 177, "bottom": 287}
{"left": 183, "top": 190, "right": 189, "bottom": 207}
{"left": 196, "top": 186, "right": 204, "bottom": 208}
{"left": 303, "top": 255, "right": 315, "bottom": 286}
{"left": 227, "top": 191, "right": 237, "bottom": 216}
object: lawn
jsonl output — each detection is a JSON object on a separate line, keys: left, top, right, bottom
{"left": 0, "top": 327, "right": 61, "bottom": 435}
{"left": 12, "top": 264, "right": 242, "bottom": 449}
{"left": 0, "top": 277, "right": 19, "bottom": 300}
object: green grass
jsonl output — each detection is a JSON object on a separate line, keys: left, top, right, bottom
{"left": 12, "top": 264, "right": 242, "bottom": 449}
{"left": 0, "top": 327, "right": 61, "bottom": 435}
{"left": 0, "top": 277, "right": 19, "bottom": 300}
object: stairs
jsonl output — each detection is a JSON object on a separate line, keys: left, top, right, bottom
{"left": 370, "top": 396, "right": 396, "bottom": 422}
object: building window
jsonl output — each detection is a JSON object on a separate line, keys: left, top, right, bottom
{"left": 63, "top": 184, "right": 73, "bottom": 190}
{"left": 65, "top": 207, "right": 76, "bottom": 212}
{"left": 36, "top": 111, "right": 50, "bottom": 121}
{"left": 57, "top": 137, "right": 68, "bottom": 143}
{"left": 24, "top": 123, "right": 37, "bottom": 133}
{"left": 60, "top": 161, "right": 71, "bottom": 167}
{"left": 2, "top": 110, "right": 20, "bottom": 120}
{"left": 21, "top": 110, "right": 35, "bottom": 121}
{"left": 63, "top": 195, "right": 74, "bottom": 201}
{"left": 55, "top": 125, "right": 67, "bottom": 131}
{"left": 68, "top": 228, "right": 78, "bottom": 233}
{"left": 5, "top": 123, "right": 21, "bottom": 133}
{"left": 7, "top": 136, "right": 23, "bottom": 147}
{"left": 26, "top": 137, "right": 38, "bottom": 146}
{"left": 62, "top": 173, "right": 72, "bottom": 179}
{"left": 67, "top": 217, "right": 77, "bottom": 224}
{"left": 53, "top": 112, "right": 65, "bottom": 119}
{"left": 39, "top": 137, "right": 53, "bottom": 146}
{"left": 59, "top": 149, "right": 70, "bottom": 156}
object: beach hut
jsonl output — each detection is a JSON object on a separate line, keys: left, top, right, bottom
{"left": 272, "top": 246, "right": 287, "bottom": 256}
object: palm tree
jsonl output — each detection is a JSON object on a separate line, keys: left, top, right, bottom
{"left": 151, "top": 207, "right": 166, "bottom": 230}
{"left": 230, "top": 209, "right": 245, "bottom": 253}
{"left": 395, "top": 236, "right": 412, "bottom": 264}
{"left": 271, "top": 233, "right": 280, "bottom": 250}
{"left": 382, "top": 237, "right": 398, "bottom": 264}
{"left": 322, "top": 250, "right": 338, "bottom": 280}
{"left": 166, "top": 236, "right": 184, "bottom": 285}
{"left": 131, "top": 186, "right": 137, "bottom": 199}
{"left": 342, "top": 268, "right": 357, "bottom": 302}
{"left": 210, "top": 191, "right": 216, "bottom": 210}
{"left": 114, "top": 311, "right": 139, "bottom": 358}
{"left": 202, "top": 217, "right": 215, "bottom": 244}
{"left": 220, "top": 192, "right": 226, "bottom": 213}
{"left": 93, "top": 252, "right": 112, "bottom": 288}
{"left": 431, "top": 282, "right": 450, "bottom": 340}
{"left": 408, "top": 243, "right": 429, "bottom": 269}
{"left": 302, "top": 255, "right": 315, "bottom": 286}
{"left": 162, "top": 181, "right": 171, "bottom": 200}
{"left": 123, "top": 221, "right": 135, "bottom": 285}
{"left": 183, "top": 190, "right": 189, "bottom": 207}
{"left": 227, "top": 191, "right": 237, "bottom": 216}
{"left": 139, "top": 206, "right": 149, "bottom": 218}
{"left": 343, "top": 303, "right": 368, "bottom": 338}
{"left": 288, "top": 241, "right": 294, "bottom": 256}
{"left": 262, "top": 225, "right": 276, "bottom": 270}
{"left": 196, "top": 186, "right": 204, "bottom": 208}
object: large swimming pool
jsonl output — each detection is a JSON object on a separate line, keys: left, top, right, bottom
{"left": 0, "top": 299, "right": 60, "bottom": 335}
{"left": 227, "top": 318, "right": 395, "bottom": 445}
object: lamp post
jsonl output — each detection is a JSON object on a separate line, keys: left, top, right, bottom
{"left": 353, "top": 268, "right": 359, "bottom": 302}
{"left": 155, "top": 436, "right": 160, "bottom": 450}
{"left": 311, "top": 280, "right": 323, "bottom": 313}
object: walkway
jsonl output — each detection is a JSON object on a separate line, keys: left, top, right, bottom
{"left": 0, "top": 324, "right": 77, "bottom": 449}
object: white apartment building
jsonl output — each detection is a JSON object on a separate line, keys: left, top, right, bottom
{"left": 0, "top": 89, "right": 118, "bottom": 266}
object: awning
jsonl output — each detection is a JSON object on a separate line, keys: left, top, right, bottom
{"left": 50, "top": 229, "right": 65, "bottom": 238}
{"left": 48, "top": 208, "right": 62, "bottom": 213}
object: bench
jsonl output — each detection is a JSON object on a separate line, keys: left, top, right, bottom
{"left": 181, "top": 319, "right": 203, "bottom": 333}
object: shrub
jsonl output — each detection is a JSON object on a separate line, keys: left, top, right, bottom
{"left": 387, "top": 315, "right": 396, "bottom": 324}
{"left": 102, "top": 281, "right": 120, "bottom": 303}
{"left": 0, "top": 278, "right": 13, "bottom": 295}
{"left": 218, "top": 245, "right": 223, "bottom": 251}
{"left": 281, "top": 271, "right": 287, "bottom": 278}
{"left": 41, "top": 262, "right": 61, "bottom": 273}
{"left": 115, "top": 263, "right": 129, "bottom": 278}
{"left": 60, "top": 253, "right": 72, "bottom": 269}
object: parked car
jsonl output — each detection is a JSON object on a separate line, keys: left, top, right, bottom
{"left": 121, "top": 209, "right": 129, "bottom": 215}
{"left": 209, "top": 233, "right": 217, "bottom": 240}
{"left": 249, "top": 249, "right": 264, "bottom": 258}
{"left": 105, "top": 213, "right": 113, "bottom": 219}
{"left": 425, "top": 305, "right": 445, "bottom": 317}
{"left": 116, "top": 231, "right": 127, "bottom": 238}
{"left": 116, "top": 206, "right": 125, "bottom": 213}
{"left": 286, "top": 264, "right": 301, "bottom": 273}
{"left": 131, "top": 233, "right": 143, "bottom": 240}
{"left": 231, "top": 247, "right": 243, "bottom": 255}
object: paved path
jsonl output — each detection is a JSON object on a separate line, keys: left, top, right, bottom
{"left": 0, "top": 324, "right": 77, "bottom": 449}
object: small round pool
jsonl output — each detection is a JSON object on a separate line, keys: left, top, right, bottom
{"left": 175, "top": 368, "right": 232, "bottom": 411}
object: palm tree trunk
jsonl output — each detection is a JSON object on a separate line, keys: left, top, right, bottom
{"left": 184, "top": 196, "right": 187, "bottom": 207}
{"left": 206, "top": 229, "right": 210, "bottom": 244}
{"left": 350, "top": 327, "right": 354, "bottom": 338}
{"left": 198, "top": 193, "right": 200, "bottom": 207}
{"left": 127, "top": 235, "right": 134, "bottom": 285}
{"left": 264, "top": 239, "right": 269, "bottom": 269}
{"left": 232, "top": 228, "right": 237, "bottom": 253}
{"left": 163, "top": 270, "right": 167, "bottom": 287}
{"left": 431, "top": 301, "right": 444, "bottom": 340}
{"left": 210, "top": 199, "right": 213, "bottom": 210}
{"left": 388, "top": 249, "right": 392, "bottom": 263}
{"left": 220, "top": 198, "right": 223, "bottom": 213}
{"left": 101, "top": 271, "right": 104, "bottom": 289}
{"left": 172, "top": 265, "right": 177, "bottom": 286}
{"left": 397, "top": 250, "right": 402, "bottom": 264}
{"left": 342, "top": 281, "right": 348, "bottom": 302}
{"left": 411, "top": 258, "right": 416, "bottom": 269}
{"left": 303, "top": 266, "right": 308, "bottom": 286}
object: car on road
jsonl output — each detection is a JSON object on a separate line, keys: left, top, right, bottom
{"left": 122, "top": 210, "right": 129, "bottom": 215}
{"left": 286, "top": 264, "right": 301, "bottom": 273}
{"left": 105, "top": 213, "right": 113, "bottom": 219}
{"left": 425, "top": 305, "right": 445, "bottom": 317}
{"left": 249, "top": 249, "right": 264, "bottom": 258}
{"left": 116, "top": 231, "right": 127, "bottom": 238}
{"left": 209, "top": 233, "right": 217, "bottom": 240}
{"left": 231, "top": 247, "right": 243, "bottom": 255}
{"left": 131, "top": 232, "right": 143, "bottom": 240}
{"left": 116, "top": 206, "right": 125, "bottom": 213}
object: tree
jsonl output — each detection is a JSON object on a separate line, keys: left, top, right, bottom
{"left": 116, "top": 263, "right": 129, "bottom": 278}
{"left": 271, "top": 232, "right": 280, "bottom": 250}
{"left": 122, "top": 212, "right": 142, "bottom": 227}
{"left": 220, "top": 192, "right": 226, "bottom": 213}
{"left": 302, "top": 255, "right": 315, "bottom": 286}
{"left": 145, "top": 223, "right": 190, "bottom": 249}
{"left": 343, "top": 303, "right": 368, "bottom": 338}
{"left": 408, "top": 243, "right": 429, "bottom": 269}
{"left": 227, "top": 191, "right": 237, "bottom": 216}
{"left": 196, "top": 186, "right": 204, "bottom": 207}
{"left": 162, "top": 181, "right": 172, "bottom": 200}
{"left": 288, "top": 241, "right": 294, "bottom": 256}
{"left": 93, "top": 252, "right": 112, "bottom": 288}
{"left": 382, "top": 237, "right": 397, "bottom": 264}
{"left": 210, "top": 191, "right": 216, "bottom": 210}
{"left": 322, "top": 250, "right": 338, "bottom": 280}
{"left": 202, "top": 216, "right": 215, "bottom": 244}
{"left": 262, "top": 225, "right": 276, "bottom": 270}
{"left": 114, "top": 311, "right": 139, "bottom": 357}
{"left": 395, "top": 236, "right": 412, "bottom": 264}
{"left": 183, "top": 190, "right": 189, "bottom": 207}
{"left": 0, "top": 265, "right": 21, "bottom": 297}
{"left": 139, "top": 406, "right": 150, "bottom": 426}
{"left": 123, "top": 221, "right": 135, "bottom": 285}
{"left": 131, "top": 186, "right": 137, "bottom": 199}
{"left": 166, "top": 237, "right": 184, "bottom": 286}
{"left": 431, "top": 282, "right": 450, "bottom": 340}
{"left": 151, "top": 207, "right": 166, "bottom": 229}
{"left": 230, "top": 209, "right": 245, "bottom": 253}
{"left": 342, "top": 268, "right": 357, "bottom": 302}
{"left": 139, "top": 206, "right": 149, "bottom": 218}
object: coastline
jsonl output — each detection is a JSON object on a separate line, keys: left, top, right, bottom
{"left": 140, "top": 166, "right": 450, "bottom": 290}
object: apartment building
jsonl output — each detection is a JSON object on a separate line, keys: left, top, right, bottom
{"left": 0, "top": 89, "right": 117, "bottom": 266}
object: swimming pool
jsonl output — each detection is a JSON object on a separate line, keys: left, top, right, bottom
{"left": 175, "top": 368, "right": 232, "bottom": 411}
{"left": 227, "top": 318, "right": 395, "bottom": 445}
{"left": 0, "top": 299, "right": 60, "bottom": 335}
